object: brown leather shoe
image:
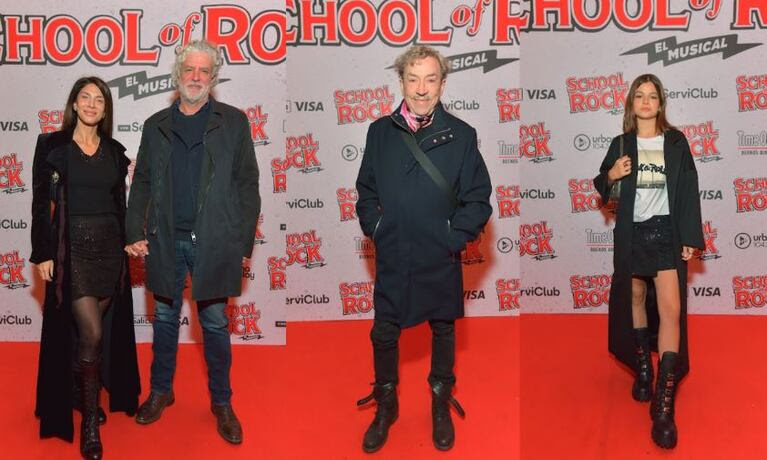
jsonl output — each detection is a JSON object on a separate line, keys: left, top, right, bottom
{"left": 211, "top": 403, "right": 243, "bottom": 444}
{"left": 135, "top": 391, "right": 175, "bottom": 425}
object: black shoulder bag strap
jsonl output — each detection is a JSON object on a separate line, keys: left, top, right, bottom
{"left": 400, "top": 130, "right": 460, "bottom": 209}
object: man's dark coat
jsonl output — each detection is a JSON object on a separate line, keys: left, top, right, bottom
{"left": 356, "top": 102, "right": 492, "bottom": 328}
{"left": 126, "top": 99, "right": 260, "bottom": 300}
{"left": 31, "top": 131, "right": 140, "bottom": 441}
{"left": 594, "top": 129, "right": 704, "bottom": 379}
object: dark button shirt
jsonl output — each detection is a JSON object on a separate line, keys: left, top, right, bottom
{"left": 170, "top": 100, "right": 210, "bottom": 239}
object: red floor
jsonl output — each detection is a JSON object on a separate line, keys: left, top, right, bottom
{"left": 522, "top": 314, "right": 767, "bottom": 459}
{"left": 1, "top": 316, "right": 517, "bottom": 460}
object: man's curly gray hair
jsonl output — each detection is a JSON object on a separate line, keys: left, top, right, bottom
{"left": 171, "top": 40, "right": 224, "bottom": 88}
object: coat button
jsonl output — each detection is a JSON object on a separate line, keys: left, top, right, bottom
{"left": 441, "top": 136, "right": 446, "bottom": 140}
{"left": 449, "top": 134, "right": 453, "bottom": 138}
{"left": 433, "top": 139, "right": 437, "bottom": 143}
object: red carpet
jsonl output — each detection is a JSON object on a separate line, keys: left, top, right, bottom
{"left": 522, "top": 314, "right": 767, "bottom": 459}
{"left": 1, "top": 316, "right": 516, "bottom": 459}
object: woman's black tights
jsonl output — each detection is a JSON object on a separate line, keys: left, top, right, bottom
{"left": 72, "top": 296, "right": 111, "bottom": 362}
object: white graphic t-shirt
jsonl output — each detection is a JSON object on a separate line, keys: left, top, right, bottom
{"left": 633, "top": 134, "right": 669, "bottom": 222}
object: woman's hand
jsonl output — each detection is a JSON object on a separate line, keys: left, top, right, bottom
{"left": 681, "top": 246, "right": 695, "bottom": 261}
{"left": 608, "top": 155, "right": 631, "bottom": 182}
{"left": 124, "top": 240, "right": 149, "bottom": 257}
{"left": 36, "top": 260, "right": 54, "bottom": 282}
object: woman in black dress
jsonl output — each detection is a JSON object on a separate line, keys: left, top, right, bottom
{"left": 31, "top": 77, "right": 140, "bottom": 459}
{"left": 594, "top": 74, "right": 704, "bottom": 449}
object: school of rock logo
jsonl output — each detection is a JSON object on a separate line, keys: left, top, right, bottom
{"left": 734, "top": 177, "right": 767, "bottom": 213}
{"left": 736, "top": 74, "right": 767, "bottom": 112}
{"left": 566, "top": 73, "right": 627, "bottom": 115}
{"left": 496, "top": 278, "right": 520, "bottom": 311}
{"left": 0, "top": 250, "right": 28, "bottom": 289}
{"left": 622, "top": 34, "right": 760, "bottom": 66}
{"left": 267, "top": 230, "right": 325, "bottom": 290}
{"left": 570, "top": 274, "right": 611, "bottom": 309}
{"left": 0, "top": 153, "right": 26, "bottom": 195}
{"left": 354, "top": 236, "right": 375, "bottom": 260}
{"left": 286, "top": 0, "right": 523, "bottom": 46}
{"left": 733, "top": 276, "right": 767, "bottom": 309}
{"left": 337, "top": 187, "right": 358, "bottom": 221}
{"left": 700, "top": 220, "right": 721, "bottom": 260}
{"left": 520, "top": 221, "right": 556, "bottom": 260}
{"left": 461, "top": 236, "right": 484, "bottom": 265}
{"left": 334, "top": 86, "right": 393, "bottom": 125}
{"left": 245, "top": 105, "right": 270, "bottom": 147}
{"left": 0, "top": 8, "right": 285, "bottom": 66}
{"left": 569, "top": 178, "right": 603, "bottom": 213}
{"left": 497, "top": 88, "right": 520, "bottom": 123}
{"left": 585, "top": 227, "right": 613, "bottom": 253}
{"left": 37, "top": 109, "right": 64, "bottom": 133}
{"left": 227, "top": 302, "right": 263, "bottom": 341}
{"left": 272, "top": 133, "right": 322, "bottom": 193}
{"left": 520, "top": 122, "right": 553, "bottom": 163}
{"left": 340, "top": 281, "right": 374, "bottom": 315}
{"left": 738, "top": 129, "right": 767, "bottom": 156}
{"left": 680, "top": 121, "right": 721, "bottom": 163}
{"left": 496, "top": 185, "right": 520, "bottom": 218}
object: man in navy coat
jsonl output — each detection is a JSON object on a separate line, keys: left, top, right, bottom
{"left": 355, "top": 45, "right": 492, "bottom": 453}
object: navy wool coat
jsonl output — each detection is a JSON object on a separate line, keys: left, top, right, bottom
{"left": 356, "top": 102, "right": 492, "bottom": 328}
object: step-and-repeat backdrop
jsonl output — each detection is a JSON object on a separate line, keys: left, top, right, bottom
{"left": 1, "top": 1, "right": 518, "bottom": 344}
{"left": 0, "top": 1, "right": 288, "bottom": 344}
{"left": 519, "top": 1, "right": 767, "bottom": 314}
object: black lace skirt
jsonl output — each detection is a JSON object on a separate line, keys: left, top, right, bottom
{"left": 631, "top": 215, "right": 675, "bottom": 277}
{"left": 69, "top": 214, "right": 123, "bottom": 299}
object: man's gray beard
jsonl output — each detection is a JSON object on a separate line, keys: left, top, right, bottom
{"left": 179, "top": 85, "right": 210, "bottom": 105}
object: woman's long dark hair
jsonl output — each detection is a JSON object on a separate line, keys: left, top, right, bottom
{"left": 60, "top": 76, "right": 114, "bottom": 138}
{"left": 622, "top": 74, "right": 674, "bottom": 135}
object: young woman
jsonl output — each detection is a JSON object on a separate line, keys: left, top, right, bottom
{"left": 31, "top": 76, "right": 140, "bottom": 459}
{"left": 593, "top": 74, "right": 704, "bottom": 449}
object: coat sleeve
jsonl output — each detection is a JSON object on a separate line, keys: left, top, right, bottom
{"left": 125, "top": 123, "right": 152, "bottom": 244}
{"left": 30, "top": 134, "right": 53, "bottom": 264}
{"left": 446, "top": 128, "right": 493, "bottom": 254}
{"left": 355, "top": 123, "right": 381, "bottom": 237}
{"left": 676, "top": 137, "right": 705, "bottom": 250}
{"left": 593, "top": 135, "right": 621, "bottom": 205}
{"left": 233, "top": 111, "right": 261, "bottom": 258}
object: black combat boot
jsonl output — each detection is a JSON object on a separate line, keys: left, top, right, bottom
{"left": 357, "top": 383, "right": 398, "bottom": 453}
{"left": 431, "top": 381, "right": 465, "bottom": 451}
{"left": 632, "top": 327, "right": 653, "bottom": 402}
{"left": 79, "top": 359, "right": 103, "bottom": 459}
{"left": 651, "top": 351, "right": 678, "bottom": 449}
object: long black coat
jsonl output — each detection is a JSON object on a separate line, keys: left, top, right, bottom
{"left": 356, "top": 102, "right": 492, "bottom": 328}
{"left": 593, "top": 129, "right": 704, "bottom": 379}
{"left": 126, "top": 99, "right": 260, "bottom": 300}
{"left": 30, "top": 131, "right": 140, "bottom": 441}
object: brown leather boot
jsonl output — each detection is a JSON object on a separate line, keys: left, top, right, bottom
{"left": 135, "top": 391, "right": 175, "bottom": 425}
{"left": 358, "top": 382, "right": 398, "bottom": 453}
{"left": 79, "top": 359, "right": 103, "bottom": 460}
{"left": 651, "top": 352, "right": 679, "bottom": 449}
{"left": 211, "top": 403, "right": 243, "bottom": 444}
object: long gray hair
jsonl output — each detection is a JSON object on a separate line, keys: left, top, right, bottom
{"left": 171, "top": 40, "right": 223, "bottom": 88}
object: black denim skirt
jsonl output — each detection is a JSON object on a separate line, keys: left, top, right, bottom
{"left": 631, "top": 215, "right": 675, "bottom": 277}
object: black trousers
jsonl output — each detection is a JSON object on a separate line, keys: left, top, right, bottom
{"left": 370, "top": 318, "right": 456, "bottom": 386}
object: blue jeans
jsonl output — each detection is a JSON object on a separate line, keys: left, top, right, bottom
{"left": 150, "top": 240, "right": 232, "bottom": 405}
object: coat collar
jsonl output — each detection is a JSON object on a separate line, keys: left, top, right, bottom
{"left": 390, "top": 100, "right": 448, "bottom": 133}
{"left": 156, "top": 97, "right": 224, "bottom": 141}
{"left": 45, "top": 130, "right": 129, "bottom": 174}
